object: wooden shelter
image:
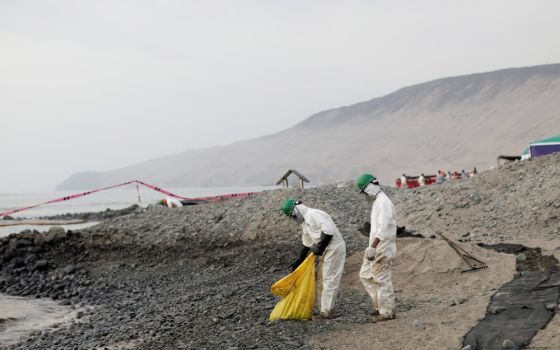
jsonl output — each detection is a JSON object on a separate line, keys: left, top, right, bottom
{"left": 276, "top": 169, "right": 310, "bottom": 189}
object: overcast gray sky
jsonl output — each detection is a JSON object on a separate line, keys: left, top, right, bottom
{"left": 1, "top": 0, "right": 559, "bottom": 192}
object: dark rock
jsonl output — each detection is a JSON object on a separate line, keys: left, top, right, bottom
{"left": 3, "top": 247, "right": 17, "bottom": 261}
{"left": 14, "top": 239, "right": 32, "bottom": 249}
{"left": 24, "top": 254, "right": 37, "bottom": 264}
{"left": 34, "top": 237, "right": 46, "bottom": 247}
{"left": 502, "top": 339, "right": 515, "bottom": 348}
{"left": 28, "top": 246, "right": 42, "bottom": 254}
{"left": 45, "top": 226, "right": 66, "bottom": 243}
{"left": 12, "top": 257, "right": 25, "bottom": 268}
{"left": 64, "top": 265, "right": 76, "bottom": 275}
{"left": 34, "top": 260, "right": 49, "bottom": 271}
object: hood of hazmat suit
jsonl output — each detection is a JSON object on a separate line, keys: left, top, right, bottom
{"left": 294, "top": 204, "right": 344, "bottom": 249}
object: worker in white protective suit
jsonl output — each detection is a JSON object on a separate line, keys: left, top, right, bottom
{"left": 282, "top": 198, "right": 346, "bottom": 319}
{"left": 356, "top": 174, "right": 397, "bottom": 322}
{"left": 418, "top": 173, "right": 426, "bottom": 187}
{"left": 160, "top": 197, "right": 183, "bottom": 208}
{"left": 400, "top": 174, "right": 408, "bottom": 189}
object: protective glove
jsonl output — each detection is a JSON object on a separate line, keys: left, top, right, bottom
{"left": 358, "top": 221, "right": 371, "bottom": 237}
{"left": 311, "top": 233, "right": 333, "bottom": 256}
{"left": 310, "top": 244, "right": 321, "bottom": 255}
{"left": 365, "top": 247, "right": 376, "bottom": 261}
{"left": 290, "top": 245, "right": 310, "bottom": 271}
{"left": 289, "top": 260, "right": 301, "bottom": 271}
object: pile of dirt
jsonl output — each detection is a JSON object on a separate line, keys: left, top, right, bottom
{"left": 392, "top": 153, "right": 560, "bottom": 253}
{"left": 87, "top": 153, "right": 560, "bottom": 256}
{"left": 91, "top": 182, "right": 373, "bottom": 254}
{"left": 317, "top": 238, "right": 515, "bottom": 349}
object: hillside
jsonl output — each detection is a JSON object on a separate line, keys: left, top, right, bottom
{"left": 57, "top": 63, "right": 560, "bottom": 190}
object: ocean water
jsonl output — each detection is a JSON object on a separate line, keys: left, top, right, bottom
{"left": 0, "top": 185, "right": 276, "bottom": 236}
{"left": 0, "top": 294, "right": 77, "bottom": 347}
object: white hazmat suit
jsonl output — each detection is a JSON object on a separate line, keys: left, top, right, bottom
{"left": 295, "top": 204, "right": 346, "bottom": 316}
{"left": 419, "top": 175, "right": 426, "bottom": 187}
{"left": 359, "top": 184, "right": 397, "bottom": 318}
{"left": 162, "top": 197, "right": 183, "bottom": 208}
{"left": 400, "top": 175, "right": 408, "bottom": 189}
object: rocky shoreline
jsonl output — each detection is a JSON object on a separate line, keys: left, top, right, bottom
{"left": 0, "top": 185, "right": 375, "bottom": 349}
{"left": 1, "top": 153, "right": 559, "bottom": 349}
{"left": 0, "top": 224, "right": 373, "bottom": 349}
{"left": 1, "top": 204, "right": 143, "bottom": 223}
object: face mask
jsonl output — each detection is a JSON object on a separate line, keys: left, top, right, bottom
{"left": 364, "top": 183, "right": 380, "bottom": 197}
{"left": 362, "top": 183, "right": 380, "bottom": 203}
{"left": 291, "top": 205, "right": 305, "bottom": 224}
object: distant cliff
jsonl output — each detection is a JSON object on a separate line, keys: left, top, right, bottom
{"left": 57, "top": 64, "right": 560, "bottom": 190}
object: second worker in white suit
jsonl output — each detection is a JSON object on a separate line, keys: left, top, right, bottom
{"left": 282, "top": 198, "right": 346, "bottom": 319}
{"left": 356, "top": 173, "right": 397, "bottom": 322}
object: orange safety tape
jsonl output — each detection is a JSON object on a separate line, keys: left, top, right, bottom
{"left": 0, "top": 180, "right": 257, "bottom": 217}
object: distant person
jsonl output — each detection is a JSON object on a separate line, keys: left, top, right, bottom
{"left": 356, "top": 174, "right": 397, "bottom": 322}
{"left": 160, "top": 197, "right": 183, "bottom": 208}
{"left": 400, "top": 174, "right": 408, "bottom": 189}
{"left": 436, "top": 171, "right": 444, "bottom": 184}
{"left": 447, "top": 170, "right": 452, "bottom": 180}
{"left": 461, "top": 169, "right": 469, "bottom": 179}
{"left": 472, "top": 167, "right": 478, "bottom": 176}
{"left": 418, "top": 173, "right": 426, "bottom": 187}
{"left": 282, "top": 198, "right": 346, "bottom": 319}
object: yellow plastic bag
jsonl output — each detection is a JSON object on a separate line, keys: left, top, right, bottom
{"left": 269, "top": 253, "right": 316, "bottom": 320}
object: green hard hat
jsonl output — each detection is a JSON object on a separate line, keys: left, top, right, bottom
{"left": 357, "top": 173, "right": 377, "bottom": 191}
{"left": 282, "top": 198, "right": 297, "bottom": 217}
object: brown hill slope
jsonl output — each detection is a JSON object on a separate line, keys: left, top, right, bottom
{"left": 57, "top": 64, "right": 560, "bottom": 190}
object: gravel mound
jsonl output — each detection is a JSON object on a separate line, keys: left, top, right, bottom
{"left": 37, "top": 205, "right": 143, "bottom": 221}
{"left": 393, "top": 153, "right": 560, "bottom": 245}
